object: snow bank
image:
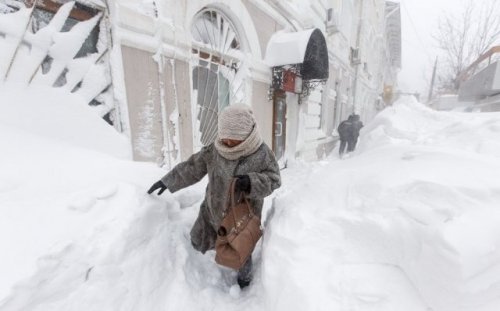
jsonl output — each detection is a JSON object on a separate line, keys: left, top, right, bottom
{"left": 359, "top": 96, "right": 500, "bottom": 157}
{"left": 1, "top": 93, "right": 500, "bottom": 311}
{"left": 0, "top": 82, "right": 134, "bottom": 300}
{"left": 0, "top": 81, "right": 260, "bottom": 310}
{"left": 0, "top": 82, "right": 133, "bottom": 302}
{"left": 0, "top": 82, "right": 162, "bottom": 307}
{"left": 0, "top": 84, "right": 130, "bottom": 158}
{"left": 264, "top": 96, "right": 500, "bottom": 311}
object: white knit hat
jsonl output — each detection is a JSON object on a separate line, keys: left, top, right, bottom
{"left": 218, "top": 104, "right": 256, "bottom": 140}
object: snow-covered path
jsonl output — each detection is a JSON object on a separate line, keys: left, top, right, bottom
{"left": 1, "top": 89, "right": 500, "bottom": 311}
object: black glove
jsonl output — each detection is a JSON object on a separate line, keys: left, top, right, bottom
{"left": 234, "top": 175, "right": 251, "bottom": 193}
{"left": 147, "top": 180, "right": 167, "bottom": 195}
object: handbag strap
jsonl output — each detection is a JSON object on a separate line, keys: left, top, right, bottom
{"left": 226, "top": 178, "right": 253, "bottom": 227}
{"left": 228, "top": 179, "right": 238, "bottom": 226}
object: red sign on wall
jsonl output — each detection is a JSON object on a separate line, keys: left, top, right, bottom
{"left": 282, "top": 69, "right": 303, "bottom": 94}
{"left": 282, "top": 70, "right": 296, "bottom": 93}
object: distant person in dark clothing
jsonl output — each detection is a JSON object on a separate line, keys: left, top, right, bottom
{"left": 337, "top": 117, "right": 352, "bottom": 156}
{"left": 337, "top": 114, "right": 363, "bottom": 156}
{"left": 348, "top": 114, "right": 363, "bottom": 151}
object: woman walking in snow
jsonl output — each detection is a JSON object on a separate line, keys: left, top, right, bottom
{"left": 147, "top": 104, "right": 281, "bottom": 288}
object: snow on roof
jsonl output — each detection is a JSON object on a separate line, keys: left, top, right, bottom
{"left": 264, "top": 29, "right": 315, "bottom": 67}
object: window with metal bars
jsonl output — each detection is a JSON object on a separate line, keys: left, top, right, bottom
{"left": 191, "top": 8, "right": 244, "bottom": 147}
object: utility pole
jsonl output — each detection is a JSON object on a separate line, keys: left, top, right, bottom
{"left": 352, "top": 0, "right": 364, "bottom": 114}
{"left": 427, "top": 57, "right": 438, "bottom": 102}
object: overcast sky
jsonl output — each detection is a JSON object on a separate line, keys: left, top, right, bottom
{"left": 397, "top": 0, "right": 465, "bottom": 96}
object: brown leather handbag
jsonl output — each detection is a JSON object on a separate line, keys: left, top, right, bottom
{"left": 215, "top": 178, "right": 262, "bottom": 270}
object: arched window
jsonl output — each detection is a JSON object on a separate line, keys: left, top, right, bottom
{"left": 191, "top": 8, "right": 246, "bottom": 147}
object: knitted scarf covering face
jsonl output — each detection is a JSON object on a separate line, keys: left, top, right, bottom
{"left": 214, "top": 124, "right": 263, "bottom": 160}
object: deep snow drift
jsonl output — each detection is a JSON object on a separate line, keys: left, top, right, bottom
{"left": 265, "top": 98, "right": 500, "bottom": 311}
{"left": 1, "top": 94, "right": 500, "bottom": 311}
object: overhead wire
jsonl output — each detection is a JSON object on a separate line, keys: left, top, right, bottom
{"left": 400, "top": 0, "right": 434, "bottom": 63}
{"left": 400, "top": 0, "right": 437, "bottom": 95}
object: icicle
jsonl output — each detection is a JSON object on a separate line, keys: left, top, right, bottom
{"left": 64, "top": 53, "right": 100, "bottom": 92}
{"left": 157, "top": 54, "right": 173, "bottom": 169}
{"left": 0, "top": 4, "right": 32, "bottom": 81}
{"left": 34, "top": 12, "right": 102, "bottom": 86}
{"left": 136, "top": 81, "right": 158, "bottom": 159}
{"left": 150, "top": 6, "right": 170, "bottom": 168}
{"left": 6, "top": 1, "right": 75, "bottom": 84}
{"left": 46, "top": 1, "right": 75, "bottom": 31}
{"left": 169, "top": 58, "right": 180, "bottom": 165}
{"left": 75, "top": 61, "right": 110, "bottom": 104}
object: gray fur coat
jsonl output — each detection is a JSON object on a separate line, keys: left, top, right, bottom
{"left": 161, "top": 143, "right": 281, "bottom": 253}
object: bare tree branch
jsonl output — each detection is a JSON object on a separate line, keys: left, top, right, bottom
{"left": 434, "top": 0, "right": 500, "bottom": 92}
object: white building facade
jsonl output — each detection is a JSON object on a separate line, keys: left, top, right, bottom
{"left": 0, "top": 0, "right": 401, "bottom": 168}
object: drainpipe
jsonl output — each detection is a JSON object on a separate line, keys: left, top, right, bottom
{"left": 352, "top": 0, "right": 364, "bottom": 114}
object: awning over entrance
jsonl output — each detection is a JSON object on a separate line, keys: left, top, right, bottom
{"left": 265, "top": 28, "right": 329, "bottom": 80}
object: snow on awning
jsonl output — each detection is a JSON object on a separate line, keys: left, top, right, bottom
{"left": 265, "top": 28, "right": 329, "bottom": 80}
